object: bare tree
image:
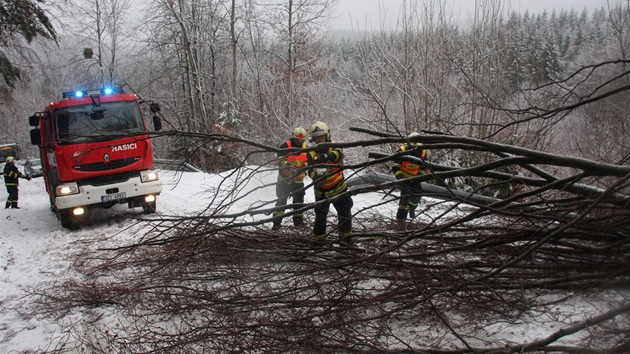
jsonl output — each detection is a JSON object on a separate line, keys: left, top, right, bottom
{"left": 260, "top": 0, "right": 338, "bottom": 126}
{"left": 57, "top": 0, "right": 141, "bottom": 86}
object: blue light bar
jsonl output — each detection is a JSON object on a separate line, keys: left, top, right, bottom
{"left": 61, "top": 86, "right": 123, "bottom": 99}
{"left": 101, "top": 86, "right": 123, "bottom": 95}
{"left": 62, "top": 90, "right": 87, "bottom": 98}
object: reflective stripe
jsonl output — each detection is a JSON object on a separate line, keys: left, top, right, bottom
{"left": 398, "top": 145, "right": 427, "bottom": 178}
{"left": 313, "top": 180, "right": 347, "bottom": 199}
{"left": 309, "top": 149, "right": 345, "bottom": 192}
{"left": 312, "top": 233, "right": 327, "bottom": 241}
{"left": 280, "top": 140, "right": 307, "bottom": 183}
{"left": 339, "top": 232, "right": 352, "bottom": 239}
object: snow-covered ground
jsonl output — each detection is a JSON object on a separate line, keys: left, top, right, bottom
{"left": 0, "top": 163, "right": 315, "bottom": 352}
{"left": 0, "top": 163, "right": 220, "bottom": 352}
{"left": 0, "top": 162, "right": 623, "bottom": 352}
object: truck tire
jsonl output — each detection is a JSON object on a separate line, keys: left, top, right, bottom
{"left": 142, "top": 201, "right": 157, "bottom": 214}
{"left": 58, "top": 209, "right": 79, "bottom": 230}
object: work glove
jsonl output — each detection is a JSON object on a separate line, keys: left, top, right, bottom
{"left": 314, "top": 153, "right": 328, "bottom": 162}
{"left": 313, "top": 167, "right": 327, "bottom": 178}
{"left": 25, "top": 175, "right": 32, "bottom": 181}
{"left": 283, "top": 165, "right": 298, "bottom": 176}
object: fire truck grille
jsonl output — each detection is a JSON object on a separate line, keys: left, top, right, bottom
{"left": 78, "top": 171, "right": 141, "bottom": 187}
{"left": 74, "top": 157, "right": 140, "bottom": 172}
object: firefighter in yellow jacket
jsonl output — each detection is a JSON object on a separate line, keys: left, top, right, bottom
{"left": 392, "top": 132, "right": 428, "bottom": 225}
{"left": 307, "top": 121, "right": 353, "bottom": 244}
{"left": 272, "top": 127, "right": 309, "bottom": 230}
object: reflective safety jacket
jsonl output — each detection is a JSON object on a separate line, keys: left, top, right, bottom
{"left": 277, "top": 139, "right": 307, "bottom": 184}
{"left": 392, "top": 145, "right": 428, "bottom": 179}
{"left": 3, "top": 163, "right": 24, "bottom": 186}
{"left": 308, "top": 144, "right": 347, "bottom": 197}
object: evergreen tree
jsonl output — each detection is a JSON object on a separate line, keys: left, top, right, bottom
{"left": 0, "top": 0, "right": 56, "bottom": 88}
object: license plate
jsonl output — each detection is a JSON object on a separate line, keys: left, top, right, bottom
{"left": 101, "top": 192, "right": 126, "bottom": 202}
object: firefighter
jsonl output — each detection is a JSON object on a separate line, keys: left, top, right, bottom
{"left": 272, "top": 127, "right": 309, "bottom": 230}
{"left": 392, "top": 132, "right": 429, "bottom": 227}
{"left": 3, "top": 156, "right": 31, "bottom": 209}
{"left": 307, "top": 121, "right": 353, "bottom": 244}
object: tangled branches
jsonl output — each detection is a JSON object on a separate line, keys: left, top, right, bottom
{"left": 33, "top": 137, "right": 630, "bottom": 352}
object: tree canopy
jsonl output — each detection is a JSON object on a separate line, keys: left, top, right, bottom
{"left": 0, "top": 0, "right": 56, "bottom": 87}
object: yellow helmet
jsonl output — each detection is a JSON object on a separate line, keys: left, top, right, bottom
{"left": 292, "top": 127, "right": 307, "bottom": 139}
{"left": 5, "top": 156, "right": 14, "bottom": 163}
{"left": 310, "top": 121, "right": 329, "bottom": 139}
{"left": 408, "top": 132, "right": 422, "bottom": 146}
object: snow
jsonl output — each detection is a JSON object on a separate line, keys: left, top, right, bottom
{"left": 0, "top": 163, "right": 305, "bottom": 352}
{"left": 0, "top": 162, "right": 622, "bottom": 352}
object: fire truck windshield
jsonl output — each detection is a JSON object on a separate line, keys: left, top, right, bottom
{"left": 55, "top": 101, "right": 145, "bottom": 144}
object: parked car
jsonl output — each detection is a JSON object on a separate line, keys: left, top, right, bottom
{"left": 24, "top": 158, "right": 43, "bottom": 177}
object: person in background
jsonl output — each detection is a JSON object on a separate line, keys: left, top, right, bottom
{"left": 3, "top": 156, "right": 31, "bottom": 209}
{"left": 272, "top": 127, "right": 308, "bottom": 230}
{"left": 392, "top": 132, "right": 429, "bottom": 228}
{"left": 307, "top": 121, "right": 353, "bottom": 245}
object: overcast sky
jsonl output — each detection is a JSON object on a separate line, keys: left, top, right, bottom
{"left": 330, "top": 0, "right": 612, "bottom": 30}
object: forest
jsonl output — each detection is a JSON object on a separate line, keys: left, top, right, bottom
{"left": 2, "top": 0, "right": 630, "bottom": 352}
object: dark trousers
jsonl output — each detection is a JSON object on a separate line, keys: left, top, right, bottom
{"left": 313, "top": 191, "right": 353, "bottom": 238}
{"left": 5, "top": 185, "right": 18, "bottom": 208}
{"left": 274, "top": 181, "right": 305, "bottom": 221}
{"left": 397, "top": 180, "right": 421, "bottom": 219}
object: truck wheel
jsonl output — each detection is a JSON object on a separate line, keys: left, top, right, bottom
{"left": 142, "top": 201, "right": 157, "bottom": 214}
{"left": 58, "top": 210, "right": 79, "bottom": 230}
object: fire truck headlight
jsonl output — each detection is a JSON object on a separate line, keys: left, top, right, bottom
{"left": 56, "top": 183, "right": 79, "bottom": 196}
{"left": 140, "top": 170, "right": 159, "bottom": 183}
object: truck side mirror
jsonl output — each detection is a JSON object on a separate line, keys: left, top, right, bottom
{"left": 150, "top": 103, "right": 161, "bottom": 113}
{"left": 153, "top": 115, "right": 162, "bottom": 131}
{"left": 29, "top": 115, "right": 39, "bottom": 127}
{"left": 30, "top": 128, "right": 41, "bottom": 146}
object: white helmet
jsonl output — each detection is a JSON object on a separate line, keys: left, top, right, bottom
{"left": 5, "top": 156, "right": 14, "bottom": 163}
{"left": 292, "top": 127, "right": 307, "bottom": 140}
{"left": 310, "top": 121, "right": 330, "bottom": 140}
{"left": 408, "top": 132, "right": 422, "bottom": 146}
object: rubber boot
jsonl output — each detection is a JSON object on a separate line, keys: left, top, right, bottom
{"left": 11, "top": 202, "right": 19, "bottom": 209}
{"left": 395, "top": 219, "right": 407, "bottom": 231}
{"left": 395, "top": 209, "right": 408, "bottom": 231}
{"left": 271, "top": 211, "right": 283, "bottom": 230}
{"left": 339, "top": 232, "right": 353, "bottom": 246}
{"left": 312, "top": 234, "right": 327, "bottom": 247}
{"left": 409, "top": 207, "right": 416, "bottom": 219}
{"left": 5, "top": 202, "right": 9, "bottom": 209}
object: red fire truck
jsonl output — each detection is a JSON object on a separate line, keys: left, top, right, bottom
{"left": 28, "top": 86, "right": 163, "bottom": 229}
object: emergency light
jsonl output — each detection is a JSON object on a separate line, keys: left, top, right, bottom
{"left": 101, "top": 86, "right": 123, "bottom": 95}
{"left": 63, "top": 90, "right": 87, "bottom": 98}
{"left": 62, "top": 86, "right": 123, "bottom": 99}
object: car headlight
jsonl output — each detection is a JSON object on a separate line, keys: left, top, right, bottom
{"left": 56, "top": 183, "right": 79, "bottom": 196}
{"left": 140, "top": 170, "right": 159, "bottom": 183}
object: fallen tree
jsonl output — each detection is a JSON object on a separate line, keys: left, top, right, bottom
{"left": 31, "top": 128, "right": 630, "bottom": 354}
